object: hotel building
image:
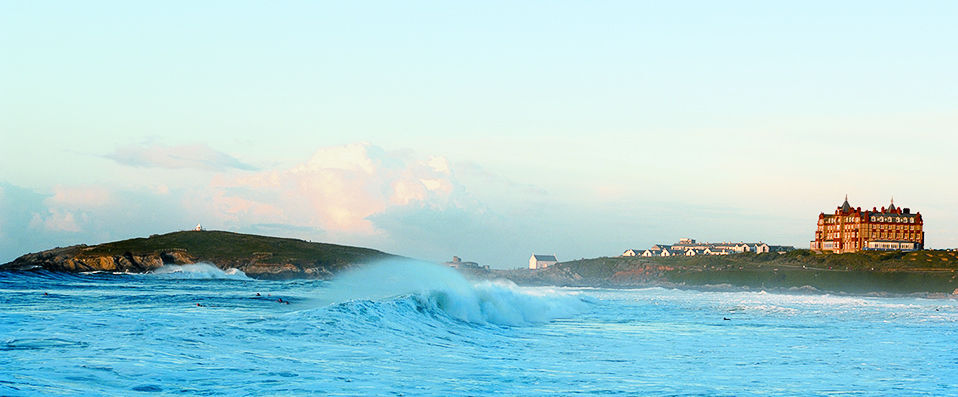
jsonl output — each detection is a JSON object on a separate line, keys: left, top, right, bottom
{"left": 810, "top": 196, "right": 924, "bottom": 253}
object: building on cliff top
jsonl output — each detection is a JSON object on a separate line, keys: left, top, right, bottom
{"left": 444, "top": 256, "right": 487, "bottom": 270}
{"left": 529, "top": 254, "right": 558, "bottom": 269}
{"left": 810, "top": 196, "right": 924, "bottom": 253}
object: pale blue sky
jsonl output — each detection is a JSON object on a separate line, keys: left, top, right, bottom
{"left": 2, "top": 2, "right": 957, "bottom": 266}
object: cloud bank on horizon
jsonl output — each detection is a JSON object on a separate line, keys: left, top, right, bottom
{"left": 0, "top": 143, "right": 499, "bottom": 264}
{"left": 2, "top": 140, "right": 956, "bottom": 267}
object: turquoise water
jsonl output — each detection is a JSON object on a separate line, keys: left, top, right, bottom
{"left": 1, "top": 262, "right": 956, "bottom": 395}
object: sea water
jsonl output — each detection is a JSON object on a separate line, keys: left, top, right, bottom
{"left": 1, "top": 261, "right": 956, "bottom": 396}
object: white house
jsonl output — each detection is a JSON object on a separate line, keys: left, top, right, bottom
{"left": 621, "top": 249, "right": 642, "bottom": 257}
{"left": 641, "top": 249, "right": 658, "bottom": 257}
{"left": 703, "top": 247, "right": 730, "bottom": 256}
{"left": 753, "top": 243, "right": 770, "bottom": 253}
{"left": 529, "top": 254, "right": 558, "bottom": 269}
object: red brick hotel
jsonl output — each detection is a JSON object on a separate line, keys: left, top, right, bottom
{"left": 810, "top": 196, "right": 924, "bottom": 253}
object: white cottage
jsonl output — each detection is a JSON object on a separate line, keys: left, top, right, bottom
{"left": 529, "top": 254, "right": 558, "bottom": 269}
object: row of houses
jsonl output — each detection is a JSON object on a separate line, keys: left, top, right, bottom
{"left": 622, "top": 238, "right": 794, "bottom": 258}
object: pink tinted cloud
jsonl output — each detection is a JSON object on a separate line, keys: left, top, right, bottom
{"left": 204, "top": 143, "right": 456, "bottom": 235}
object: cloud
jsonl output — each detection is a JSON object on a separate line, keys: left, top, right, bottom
{"left": 48, "top": 186, "right": 113, "bottom": 208}
{"left": 204, "top": 143, "right": 457, "bottom": 235}
{"left": 29, "top": 209, "right": 83, "bottom": 232}
{"left": 105, "top": 143, "right": 257, "bottom": 171}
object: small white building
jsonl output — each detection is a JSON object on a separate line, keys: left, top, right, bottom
{"left": 621, "top": 249, "right": 642, "bottom": 257}
{"left": 703, "top": 247, "right": 730, "bottom": 256}
{"left": 529, "top": 254, "right": 558, "bottom": 269}
{"left": 194, "top": 224, "right": 204, "bottom": 231}
{"left": 753, "top": 243, "right": 770, "bottom": 253}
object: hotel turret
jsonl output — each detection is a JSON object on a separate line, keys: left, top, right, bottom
{"left": 810, "top": 196, "right": 924, "bottom": 253}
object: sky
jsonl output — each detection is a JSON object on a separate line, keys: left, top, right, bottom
{"left": 1, "top": 1, "right": 957, "bottom": 267}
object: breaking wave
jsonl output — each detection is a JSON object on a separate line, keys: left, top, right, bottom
{"left": 315, "top": 260, "right": 590, "bottom": 326}
{"left": 149, "top": 263, "right": 251, "bottom": 280}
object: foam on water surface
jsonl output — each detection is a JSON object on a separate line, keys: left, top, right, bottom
{"left": 320, "top": 260, "right": 589, "bottom": 326}
{"left": 1, "top": 268, "right": 956, "bottom": 395}
{"left": 148, "top": 263, "right": 251, "bottom": 280}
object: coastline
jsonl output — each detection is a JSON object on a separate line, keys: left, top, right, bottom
{"left": 5, "top": 231, "right": 957, "bottom": 296}
{"left": 464, "top": 252, "right": 958, "bottom": 297}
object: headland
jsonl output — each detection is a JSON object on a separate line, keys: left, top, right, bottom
{"left": 479, "top": 250, "right": 958, "bottom": 295}
{"left": 0, "top": 230, "right": 398, "bottom": 280}
{"left": 5, "top": 231, "right": 958, "bottom": 295}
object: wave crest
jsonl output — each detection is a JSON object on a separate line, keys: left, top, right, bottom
{"left": 149, "top": 263, "right": 251, "bottom": 280}
{"left": 322, "top": 261, "right": 588, "bottom": 326}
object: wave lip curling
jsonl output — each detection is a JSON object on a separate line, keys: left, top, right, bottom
{"left": 149, "top": 263, "right": 251, "bottom": 280}
{"left": 324, "top": 260, "right": 590, "bottom": 326}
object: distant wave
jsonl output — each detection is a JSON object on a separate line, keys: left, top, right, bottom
{"left": 318, "top": 260, "right": 590, "bottom": 326}
{"left": 148, "top": 263, "right": 251, "bottom": 280}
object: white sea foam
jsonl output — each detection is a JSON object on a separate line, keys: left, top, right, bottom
{"left": 323, "top": 260, "right": 589, "bottom": 326}
{"left": 149, "top": 263, "right": 251, "bottom": 280}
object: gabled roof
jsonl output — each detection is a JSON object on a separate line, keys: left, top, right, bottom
{"left": 532, "top": 254, "right": 557, "bottom": 261}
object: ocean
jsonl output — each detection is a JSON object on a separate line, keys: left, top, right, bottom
{"left": 1, "top": 261, "right": 956, "bottom": 396}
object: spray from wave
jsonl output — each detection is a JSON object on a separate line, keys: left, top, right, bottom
{"left": 149, "top": 263, "right": 251, "bottom": 280}
{"left": 319, "top": 260, "right": 589, "bottom": 326}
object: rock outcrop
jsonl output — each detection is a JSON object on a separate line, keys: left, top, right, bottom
{"left": 2, "top": 245, "right": 186, "bottom": 274}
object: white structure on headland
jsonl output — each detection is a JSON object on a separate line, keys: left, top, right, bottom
{"left": 529, "top": 254, "right": 558, "bottom": 269}
{"left": 194, "top": 224, "right": 204, "bottom": 231}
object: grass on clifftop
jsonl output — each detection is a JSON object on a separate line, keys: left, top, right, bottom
{"left": 660, "top": 249, "right": 958, "bottom": 271}
{"left": 81, "top": 230, "right": 396, "bottom": 266}
{"left": 561, "top": 249, "right": 958, "bottom": 272}
{"left": 553, "top": 250, "right": 958, "bottom": 293}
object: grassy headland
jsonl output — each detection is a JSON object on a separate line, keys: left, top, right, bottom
{"left": 494, "top": 250, "right": 958, "bottom": 295}
{"left": 1, "top": 230, "right": 399, "bottom": 279}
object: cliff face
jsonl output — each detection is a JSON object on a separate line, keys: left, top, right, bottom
{"left": 0, "top": 231, "right": 396, "bottom": 280}
{"left": 2, "top": 246, "right": 167, "bottom": 273}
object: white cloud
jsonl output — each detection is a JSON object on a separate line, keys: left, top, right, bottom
{"left": 204, "top": 143, "right": 459, "bottom": 235}
{"left": 29, "top": 209, "right": 82, "bottom": 233}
